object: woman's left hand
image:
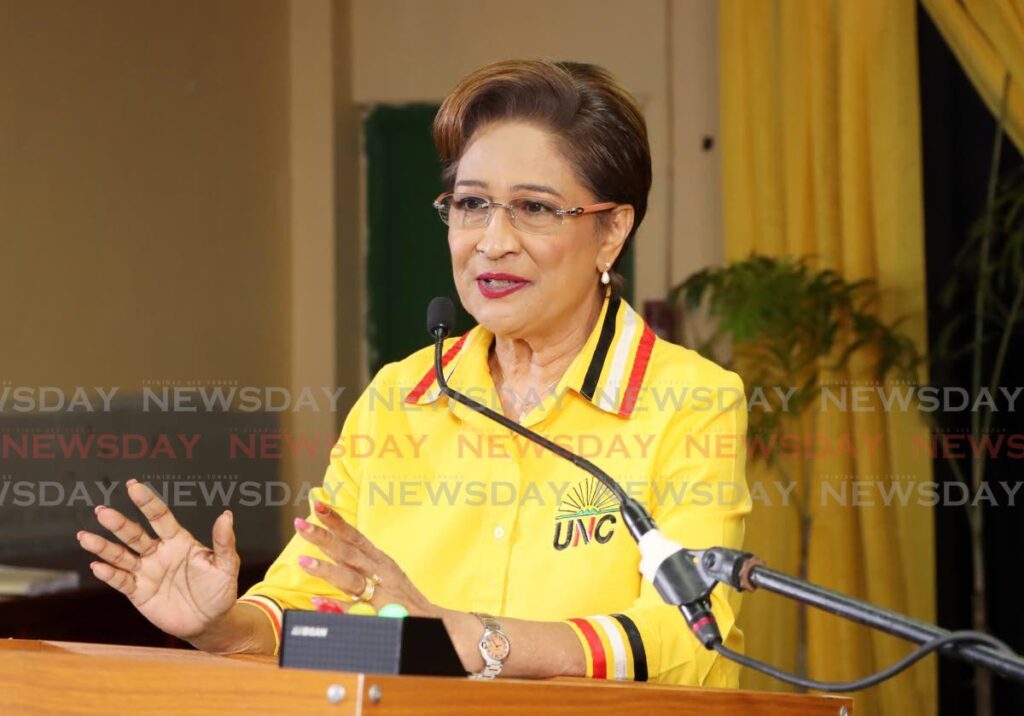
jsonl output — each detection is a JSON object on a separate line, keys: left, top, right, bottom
{"left": 293, "top": 500, "right": 439, "bottom": 617}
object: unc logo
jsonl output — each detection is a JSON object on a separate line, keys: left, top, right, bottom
{"left": 553, "top": 477, "right": 618, "bottom": 550}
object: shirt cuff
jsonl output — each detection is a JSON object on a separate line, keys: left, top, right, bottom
{"left": 238, "top": 594, "right": 284, "bottom": 656}
{"left": 565, "top": 615, "right": 649, "bottom": 682}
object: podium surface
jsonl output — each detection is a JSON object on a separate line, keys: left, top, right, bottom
{"left": 0, "top": 639, "right": 853, "bottom": 715}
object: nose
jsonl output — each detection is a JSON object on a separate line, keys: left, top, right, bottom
{"left": 475, "top": 204, "right": 521, "bottom": 260}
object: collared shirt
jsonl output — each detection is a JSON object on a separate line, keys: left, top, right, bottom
{"left": 240, "top": 291, "right": 750, "bottom": 686}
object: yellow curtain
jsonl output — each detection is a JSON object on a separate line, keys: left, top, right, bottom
{"left": 921, "top": 0, "right": 1024, "bottom": 152}
{"left": 720, "top": 2, "right": 936, "bottom": 715}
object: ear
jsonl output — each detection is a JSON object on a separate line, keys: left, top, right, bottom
{"left": 597, "top": 204, "right": 634, "bottom": 268}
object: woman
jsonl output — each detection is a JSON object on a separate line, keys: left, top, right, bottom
{"left": 76, "top": 59, "right": 750, "bottom": 686}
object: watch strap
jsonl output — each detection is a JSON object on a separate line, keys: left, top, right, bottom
{"left": 470, "top": 612, "right": 509, "bottom": 679}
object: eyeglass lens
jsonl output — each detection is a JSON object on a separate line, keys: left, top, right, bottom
{"left": 438, "top": 194, "right": 562, "bottom": 233}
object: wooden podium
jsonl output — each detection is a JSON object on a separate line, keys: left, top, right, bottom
{"left": 0, "top": 639, "right": 853, "bottom": 715}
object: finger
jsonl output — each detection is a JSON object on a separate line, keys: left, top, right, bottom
{"left": 333, "top": 540, "right": 379, "bottom": 575}
{"left": 294, "top": 518, "right": 378, "bottom": 577}
{"left": 77, "top": 530, "right": 142, "bottom": 572}
{"left": 127, "top": 478, "right": 183, "bottom": 541}
{"left": 89, "top": 560, "right": 137, "bottom": 597}
{"left": 297, "top": 555, "right": 365, "bottom": 596}
{"left": 211, "top": 510, "right": 239, "bottom": 573}
{"left": 313, "top": 501, "right": 379, "bottom": 555}
{"left": 95, "top": 504, "right": 157, "bottom": 557}
{"left": 311, "top": 596, "right": 346, "bottom": 614}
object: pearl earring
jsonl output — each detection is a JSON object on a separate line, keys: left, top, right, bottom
{"left": 600, "top": 263, "right": 611, "bottom": 285}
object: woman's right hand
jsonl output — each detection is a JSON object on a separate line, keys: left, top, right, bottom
{"left": 76, "top": 478, "right": 240, "bottom": 641}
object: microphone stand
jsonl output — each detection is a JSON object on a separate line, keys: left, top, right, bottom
{"left": 696, "top": 546, "right": 1024, "bottom": 686}
{"left": 428, "top": 313, "right": 1024, "bottom": 690}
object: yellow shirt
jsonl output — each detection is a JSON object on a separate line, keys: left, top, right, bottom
{"left": 241, "top": 291, "right": 750, "bottom": 687}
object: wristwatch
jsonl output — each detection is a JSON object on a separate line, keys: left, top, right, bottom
{"left": 470, "top": 612, "right": 510, "bottom": 679}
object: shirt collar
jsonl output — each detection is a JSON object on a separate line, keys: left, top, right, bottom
{"left": 404, "top": 289, "right": 657, "bottom": 420}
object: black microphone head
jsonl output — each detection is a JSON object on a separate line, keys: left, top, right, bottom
{"left": 427, "top": 297, "right": 456, "bottom": 338}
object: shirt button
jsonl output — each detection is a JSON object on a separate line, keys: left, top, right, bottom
{"left": 493, "top": 526, "right": 505, "bottom": 539}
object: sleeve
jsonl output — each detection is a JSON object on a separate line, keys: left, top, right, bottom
{"left": 564, "top": 369, "right": 751, "bottom": 687}
{"left": 236, "top": 373, "right": 378, "bottom": 654}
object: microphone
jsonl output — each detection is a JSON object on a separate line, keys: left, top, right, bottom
{"left": 427, "top": 297, "right": 456, "bottom": 341}
{"left": 425, "top": 298, "right": 723, "bottom": 648}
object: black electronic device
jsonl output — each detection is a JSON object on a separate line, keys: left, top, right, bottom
{"left": 279, "top": 610, "right": 466, "bottom": 677}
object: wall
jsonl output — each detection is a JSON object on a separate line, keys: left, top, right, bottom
{"left": 0, "top": 0, "right": 722, "bottom": 434}
{"left": 349, "top": 0, "right": 723, "bottom": 313}
{"left": 0, "top": 0, "right": 298, "bottom": 551}
{"left": 0, "top": 0, "right": 723, "bottom": 547}
{"left": 0, "top": 0, "right": 291, "bottom": 390}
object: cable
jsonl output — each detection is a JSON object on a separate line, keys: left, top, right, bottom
{"left": 714, "top": 631, "right": 1013, "bottom": 692}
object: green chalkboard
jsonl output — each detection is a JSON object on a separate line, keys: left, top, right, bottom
{"left": 364, "top": 105, "right": 473, "bottom": 377}
{"left": 364, "top": 105, "right": 634, "bottom": 376}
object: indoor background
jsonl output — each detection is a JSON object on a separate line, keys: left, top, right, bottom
{"left": 2, "top": 2, "right": 1022, "bottom": 715}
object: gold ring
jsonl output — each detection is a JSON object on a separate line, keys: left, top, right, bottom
{"left": 371, "top": 573, "right": 382, "bottom": 586}
{"left": 355, "top": 575, "right": 376, "bottom": 602}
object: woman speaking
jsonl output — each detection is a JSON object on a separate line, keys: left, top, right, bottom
{"left": 76, "top": 59, "right": 750, "bottom": 687}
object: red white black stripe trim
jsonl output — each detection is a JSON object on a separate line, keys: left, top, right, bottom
{"left": 403, "top": 297, "right": 656, "bottom": 417}
{"left": 612, "top": 613, "right": 649, "bottom": 682}
{"left": 238, "top": 594, "right": 284, "bottom": 646}
{"left": 570, "top": 613, "right": 650, "bottom": 682}
{"left": 579, "top": 298, "right": 655, "bottom": 418}
{"left": 569, "top": 617, "right": 608, "bottom": 679}
{"left": 580, "top": 296, "right": 621, "bottom": 401}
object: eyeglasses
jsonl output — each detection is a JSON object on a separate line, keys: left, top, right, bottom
{"left": 433, "top": 192, "right": 618, "bottom": 236}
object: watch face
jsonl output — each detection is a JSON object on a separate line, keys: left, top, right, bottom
{"left": 482, "top": 631, "right": 511, "bottom": 661}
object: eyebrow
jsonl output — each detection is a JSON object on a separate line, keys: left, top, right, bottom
{"left": 455, "top": 179, "right": 565, "bottom": 200}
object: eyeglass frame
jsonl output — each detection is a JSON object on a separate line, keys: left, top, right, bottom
{"left": 432, "top": 191, "right": 620, "bottom": 233}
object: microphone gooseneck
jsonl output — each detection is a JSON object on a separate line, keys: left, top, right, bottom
{"left": 426, "top": 299, "right": 722, "bottom": 648}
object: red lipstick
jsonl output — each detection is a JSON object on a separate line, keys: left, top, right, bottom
{"left": 476, "top": 272, "right": 530, "bottom": 299}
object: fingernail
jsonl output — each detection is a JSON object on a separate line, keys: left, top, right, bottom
{"left": 314, "top": 501, "right": 329, "bottom": 515}
{"left": 313, "top": 597, "right": 344, "bottom": 614}
{"left": 76, "top": 531, "right": 85, "bottom": 540}
{"left": 298, "top": 556, "right": 316, "bottom": 568}
{"left": 126, "top": 479, "right": 138, "bottom": 487}
{"left": 294, "top": 517, "right": 311, "bottom": 531}
{"left": 94, "top": 505, "right": 106, "bottom": 514}
{"left": 224, "top": 510, "right": 233, "bottom": 520}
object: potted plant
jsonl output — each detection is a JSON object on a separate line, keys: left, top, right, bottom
{"left": 930, "top": 97, "right": 1024, "bottom": 714}
{"left": 669, "top": 255, "right": 923, "bottom": 683}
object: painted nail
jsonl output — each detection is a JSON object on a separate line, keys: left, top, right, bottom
{"left": 312, "top": 597, "right": 345, "bottom": 614}
{"left": 298, "top": 556, "right": 316, "bottom": 569}
{"left": 314, "top": 501, "right": 329, "bottom": 515}
{"left": 126, "top": 479, "right": 138, "bottom": 487}
{"left": 294, "top": 517, "right": 311, "bottom": 531}
{"left": 94, "top": 505, "right": 106, "bottom": 514}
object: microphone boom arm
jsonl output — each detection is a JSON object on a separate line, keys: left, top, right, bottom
{"left": 426, "top": 310, "right": 1024, "bottom": 689}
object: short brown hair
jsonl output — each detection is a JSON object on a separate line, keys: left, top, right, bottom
{"left": 432, "top": 59, "right": 651, "bottom": 296}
